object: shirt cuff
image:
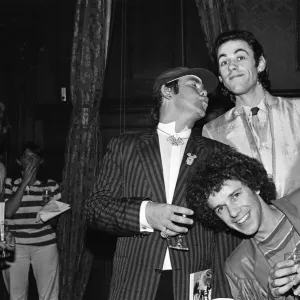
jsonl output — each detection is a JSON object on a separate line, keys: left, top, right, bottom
{"left": 140, "top": 201, "right": 154, "bottom": 232}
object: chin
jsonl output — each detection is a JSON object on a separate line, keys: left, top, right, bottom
{"left": 238, "top": 226, "right": 258, "bottom": 237}
{"left": 195, "top": 109, "right": 206, "bottom": 119}
{"left": 225, "top": 84, "right": 247, "bottom": 95}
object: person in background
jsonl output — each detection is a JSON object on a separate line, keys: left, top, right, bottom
{"left": 85, "top": 66, "right": 235, "bottom": 300}
{"left": 2, "top": 141, "right": 61, "bottom": 300}
{"left": 0, "top": 101, "right": 10, "bottom": 195}
{"left": 187, "top": 147, "right": 300, "bottom": 300}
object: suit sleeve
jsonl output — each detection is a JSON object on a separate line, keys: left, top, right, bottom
{"left": 85, "top": 136, "right": 148, "bottom": 237}
{"left": 225, "top": 266, "right": 241, "bottom": 300}
{"left": 211, "top": 230, "right": 242, "bottom": 298}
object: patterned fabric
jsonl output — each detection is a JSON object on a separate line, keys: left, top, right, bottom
{"left": 56, "top": 1, "right": 112, "bottom": 299}
{"left": 225, "top": 187, "right": 300, "bottom": 300}
{"left": 258, "top": 215, "right": 300, "bottom": 266}
{"left": 194, "top": 0, "right": 237, "bottom": 55}
{"left": 4, "top": 178, "right": 60, "bottom": 246}
{"left": 85, "top": 130, "right": 235, "bottom": 300}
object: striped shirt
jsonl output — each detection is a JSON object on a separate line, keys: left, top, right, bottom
{"left": 4, "top": 178, "right": 61, "bottom": 246}
{"left": 258, "top": 215, "right": 300, "bottom": 267}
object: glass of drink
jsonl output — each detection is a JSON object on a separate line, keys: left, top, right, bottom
{"left": 284, "top": 251, "right": 300, "bottom": 298}
{"left": 0, "top": 221, "right": 12, "bottom": 259}
{"left": 42, "top": 189, "right": 52, "bottom": 206}
{"left": 285, "top": 251, "right": 300, "bottom": 263}
{"left": 169, "top": 214, "right": 192, "bottom": 251}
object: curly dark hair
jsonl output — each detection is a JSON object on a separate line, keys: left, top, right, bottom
{"left": 212, "top": 30, "right": 271, "bottom": 102}
{"left": 186, "top": 148, "right": 277, "bottom": 231}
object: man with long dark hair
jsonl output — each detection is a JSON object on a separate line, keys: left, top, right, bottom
{"left": 203, "top": 29, "right": 300, "bottom": 199}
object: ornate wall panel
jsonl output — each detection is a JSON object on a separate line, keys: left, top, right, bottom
{"left": 235, "top": 0, "right": 300, "bottom": 89}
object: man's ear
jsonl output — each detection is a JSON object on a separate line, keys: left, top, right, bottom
{"left": 218, "top": 76, "right": 223, "bottom": 83}
{"left": 257, "top": 56, "right": 266, "bottom": 73}
{"left": 160, "top": 85, "right": 172, "bottom": 99}
{"left": 16, "top": 158, "right": 21, "bottom": 165}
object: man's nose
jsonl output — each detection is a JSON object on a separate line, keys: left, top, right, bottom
{"left": 227, "top": 203, "right": 241, "bottom": 218}
{"left": 199, "top": 89, "right": 207, "bottom": 97}
{"left": 228, "top": 61, "right": 238, "bottom": 71}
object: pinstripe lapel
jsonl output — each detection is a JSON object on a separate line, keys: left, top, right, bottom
{"left": 137, "top": 130, "right": 166, "bottom": 203}
{"left": 173, "top": 133, "right": 200, "bottom": 207}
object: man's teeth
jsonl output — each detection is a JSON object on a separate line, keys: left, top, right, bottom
{"left": 237, "top": 213, "right": 249, "bottom": 224}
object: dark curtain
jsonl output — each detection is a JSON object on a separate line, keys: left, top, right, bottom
{"left": 194, "top": 0, "right": 237, "bottom": 55}
{"left": 57, "top": 1, "right": 112, "bottom": 300}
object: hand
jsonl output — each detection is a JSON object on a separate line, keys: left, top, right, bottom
{"left": 22, "top": 160, "right": 36, "bottom": 186}
{"left": 268, "top": 259, "right": 300, "bottom": 299}
{"left": 145, "top": 202, "right": 194, "bottom": 237}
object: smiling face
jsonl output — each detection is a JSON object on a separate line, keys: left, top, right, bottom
{"left": 207, "top": 179, "right": 263, "bottom": 236}
{"left": 217, "top": 40, "right": 266, "bottom": 96}
{"left": 170, "top": 75, "right": 208, "bottom": 120}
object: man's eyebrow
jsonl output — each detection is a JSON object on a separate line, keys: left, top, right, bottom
{"left": 212, "top": 187, "right": 241, "bottom": 212}
{"left": 186, "top": 78, "right": 202, "bottom": 84}
{"left": 218, "top": 48, "right": 249, "bottom": 60}
{"left": 227, "top": 187, "right": 242, "bottom": 198}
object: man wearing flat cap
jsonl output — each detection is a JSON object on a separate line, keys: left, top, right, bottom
{"left": 85, "top": 67, "right": 234, "bottom": 300}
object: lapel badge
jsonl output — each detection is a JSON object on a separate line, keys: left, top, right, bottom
{"left": 186, "top": 153, "right": 197, "bottom": 165}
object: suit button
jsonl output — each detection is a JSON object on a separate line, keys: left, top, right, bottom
{"left": 155, "top": 268, "right": 162, "bottom": 274}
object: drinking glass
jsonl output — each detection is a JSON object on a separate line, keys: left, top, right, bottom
{"left": 284, "top": 251, "right": 300, "bottom": 263}
{"left": 42, "top": 188, "right": 52, "bottom": 206}
{"left": 169, "top": 214, "right": 190, "bottom": 251}
{"left": 0, "top": 221, "right": 11, "bottom": 259}
{"left": 284, "top": 251, "right": 300, "bottom": 298}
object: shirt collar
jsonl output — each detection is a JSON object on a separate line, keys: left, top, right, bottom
{"left": 242, "top": 96, "right": 268, "bottom": 115}
{"left": 157, "top": 122, "right": 191, "bottom": 138}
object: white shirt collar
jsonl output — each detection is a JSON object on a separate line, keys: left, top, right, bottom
{"left": 242, "top": 97, "right": 268, "bottom": 115}
{"left": 157, "top": 122, "right": 191, "bottom": 138}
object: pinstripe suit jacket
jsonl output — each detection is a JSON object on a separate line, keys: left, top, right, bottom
{"left": 85, "top": 129, "right": 234, "bottom": 300}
